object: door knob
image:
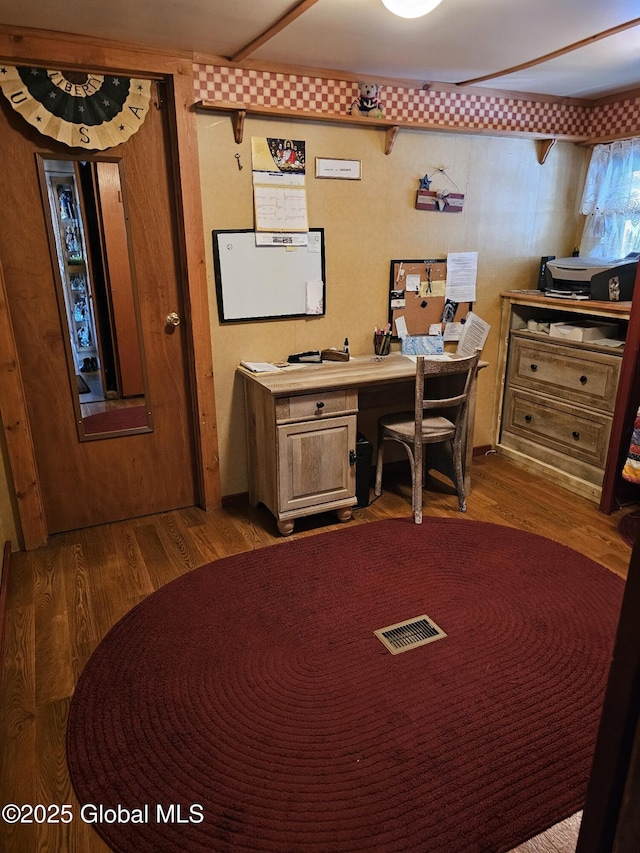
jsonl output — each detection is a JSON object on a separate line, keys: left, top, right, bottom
{"left": 166, "top": 312, "right": 181, "bottom": 327}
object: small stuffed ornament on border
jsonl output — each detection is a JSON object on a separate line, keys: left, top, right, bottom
{"left": 350, "top": 82, "right": 384, "bottom": 118}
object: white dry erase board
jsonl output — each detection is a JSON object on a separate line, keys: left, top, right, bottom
{"left": 212, "top": 229, "right": 326, "bottom": 322}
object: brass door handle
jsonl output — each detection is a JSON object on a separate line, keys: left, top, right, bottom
{"left": 166, "top": 312, "right": 181, "bottom": 327}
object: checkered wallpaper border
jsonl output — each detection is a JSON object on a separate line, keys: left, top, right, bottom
{"left": 591, "top": 98, "right": 640, "bottom": 140}
{"left": 194, "top": 64, "right": 639, "bottom": 140}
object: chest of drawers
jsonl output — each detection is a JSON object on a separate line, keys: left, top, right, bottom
{"left": 500, "top": 329, "right": 623, "bottom": 493}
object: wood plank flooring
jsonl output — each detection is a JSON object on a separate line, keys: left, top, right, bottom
{"left": 0, "top": 454, "right": 634, "bottom": 852}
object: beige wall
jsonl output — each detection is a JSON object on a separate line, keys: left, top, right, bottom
{"left": 197, "top": 113, "right": 589, "bottom": 496}
{"left": 0, "top": 112, "right": 589, "bottom": 547}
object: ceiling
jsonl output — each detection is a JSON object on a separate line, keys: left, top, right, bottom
{"left": 2, "top": 0, "right": 640, "bottom": 101}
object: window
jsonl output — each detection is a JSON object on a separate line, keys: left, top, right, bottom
{"left": 580, "top": 137, "right": 640, "bottom": 260}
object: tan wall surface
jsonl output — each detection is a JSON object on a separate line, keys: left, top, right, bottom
{"left": 0, "top": 111, "right": 590, "bottom": 546}
{"left": 197, "top": 113, "right": 589, "bottom": 496}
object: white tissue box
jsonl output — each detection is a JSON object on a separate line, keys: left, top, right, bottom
{"left": 548, "top": 321, "right": 619, "bottom": 342}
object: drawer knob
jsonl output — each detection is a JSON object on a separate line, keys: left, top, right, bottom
{"left": 315, "top": 401, "right": 325, "bottom": 410}
{"left": 524, "top": 414, "right": 532, "bottom": 423}
{"left": 580, "top": 375, "right": 588, "bottom": 385}
{"left": 572, "top": 431, "right": 580, "bottom": 440}
{"left": 530, "top": 363, "right": 538, "bottom": 372}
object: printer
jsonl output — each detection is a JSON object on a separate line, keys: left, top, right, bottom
{"left": 544, "top": 253, "right": 639, "bottom": 301}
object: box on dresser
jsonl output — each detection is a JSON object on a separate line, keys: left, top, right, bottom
{"left": 548, "top": 321, "right": 619, "bottom": 342}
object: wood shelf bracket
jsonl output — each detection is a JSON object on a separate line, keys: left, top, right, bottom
{"left": 536, "top": 138, "right": 556, "bottom": 164}
{"left": 385, "top": 126, "right": 400, "bottom": 155}
{"left": 233, "top": 109, "right": 246, "bottom": 145}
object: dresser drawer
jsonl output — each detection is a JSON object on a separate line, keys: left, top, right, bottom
{"left": 507, "top": 334, "right": 621, "bottom": 412}
{"left": 502, "top": 387, "right": 612, "bottom": 468}
{"left": 275, "top": 389, "right": 358, "bottom": 423}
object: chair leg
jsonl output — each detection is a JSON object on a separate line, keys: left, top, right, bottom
{"left": 452, "top": 439, "right": 466, "bottom": 512}
{"left": 375, "top": 435, "right": 423, "bottom": 522}
{"left": 374, "top": 436, "right": 385, "bottom": 497}
{"left": 406, "top": 444, "right": 422, "bottom": 524}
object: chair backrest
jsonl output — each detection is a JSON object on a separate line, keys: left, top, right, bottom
{"left": 413, "top": 351, "right": 481, "bottom": 441}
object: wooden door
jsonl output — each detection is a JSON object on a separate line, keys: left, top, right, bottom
{"left": 0, "top": 83, "right": 198, "bottom": 533}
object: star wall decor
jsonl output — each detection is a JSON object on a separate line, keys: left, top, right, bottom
{"left": 0, "top": 66, "right": 151, "bottom": 150}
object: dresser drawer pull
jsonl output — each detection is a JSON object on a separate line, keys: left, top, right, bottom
{"left": 579, "top": 375, "right": 588, "bottom": 385}
{"left": 572, "top": 431, "right": 580, "bottom": 440}
{"left": 315, "top": 401, "right": 325, "bottom": 410}
{"left": 524, "top": 414, "right": 532, "bottom": 423}
{"left": 529, "top": 363, "right": 538, "bottom": 372}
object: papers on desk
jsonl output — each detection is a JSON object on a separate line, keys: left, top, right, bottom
{"left": 240, "top": 361, "right": 282, "bottom": 373}
{"left": 456, "top": 311, "right": 490, "bottom": 356}
{"left": 403, "top": 353, "right": 453, "bottom": 363}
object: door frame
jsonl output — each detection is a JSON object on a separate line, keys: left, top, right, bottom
{"left": 0, "top": 25, "right": 220, "bottom": 549}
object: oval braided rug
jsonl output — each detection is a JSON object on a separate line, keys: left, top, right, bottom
{"left": 66, "top": 518, "right": 624, "bottom": 853}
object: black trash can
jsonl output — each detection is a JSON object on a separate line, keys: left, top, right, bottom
{"left": 355, "top": 432, "right": 373, "bottom": 507}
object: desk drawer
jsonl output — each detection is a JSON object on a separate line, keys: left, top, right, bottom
{"left": 502, "top": 387, "right": 612, "bottom": 468}
{"left": 276, "top": 389, "right": 357, "bottom": 423}
{"left": 507, "top": 334, "right": 621, "bottom": 412}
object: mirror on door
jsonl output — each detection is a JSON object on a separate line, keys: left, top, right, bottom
{"left": 37, "top": 154, "right": 152, "bottom": 440}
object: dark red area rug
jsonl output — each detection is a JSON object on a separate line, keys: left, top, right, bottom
{"left": 66, "top": 518, "right": 625, "bottom": 853}
{"left": 82, "top": 405, "right": 148, "bottom": 435}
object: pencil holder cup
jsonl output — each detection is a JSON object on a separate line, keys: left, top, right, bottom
{"left": 374, "top": 333, "right": 391, "bottom": 356}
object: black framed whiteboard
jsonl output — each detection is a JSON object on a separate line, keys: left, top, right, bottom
{"left": 212, "top": 229, "right": 326, "bottom": 322}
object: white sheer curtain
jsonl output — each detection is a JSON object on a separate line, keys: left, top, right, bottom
{"left": 580, "top": 137, "right": 640, "bottom": 259}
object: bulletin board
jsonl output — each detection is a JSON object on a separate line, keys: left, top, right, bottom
{"left": 213, "top": 229, "right": 325, "bottom": 322}
{"left": 387, "top": 258, "right": 471, "bottom": 337}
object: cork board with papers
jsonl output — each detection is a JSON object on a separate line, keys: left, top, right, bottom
{"left": 387, "top": 259, "right": 470, "bottom": 338}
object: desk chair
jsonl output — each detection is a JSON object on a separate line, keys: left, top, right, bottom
{"left": 374, "top": 352, "right": 480, "bottom": 523}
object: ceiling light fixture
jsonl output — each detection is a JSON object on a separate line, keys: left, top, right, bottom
{"left": 381, "top": 0, "right": 443, "bottom": 18}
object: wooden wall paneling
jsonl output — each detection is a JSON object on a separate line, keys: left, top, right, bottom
{"left": 576, "top": 526, "right": 640, "bottom": 852}
{"left": 165, "top": 66, "right": 221, "bottom": 510}
{"left": 0, "top": 540, "right": 9, "bottom": 665}
{"left": 600, "top": 262, "right": 640, "bottom": 513}
{"left": 0, "top": 257, "right": 48, "bottom": 550}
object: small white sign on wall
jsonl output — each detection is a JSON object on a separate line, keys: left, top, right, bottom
{"left": 315, "top": 158, "right": 362, "bottom": 180}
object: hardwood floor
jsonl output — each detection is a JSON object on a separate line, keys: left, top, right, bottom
{"left": 0, "top": 454, "right": 634, "bottom": 852}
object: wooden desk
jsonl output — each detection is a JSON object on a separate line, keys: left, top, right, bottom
{"left": 238, "top": 353, "right": 482, "bottom": 535}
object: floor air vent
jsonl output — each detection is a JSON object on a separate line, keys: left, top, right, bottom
{"left": 375, "top": 615, "right": 447, "bottom": 655}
